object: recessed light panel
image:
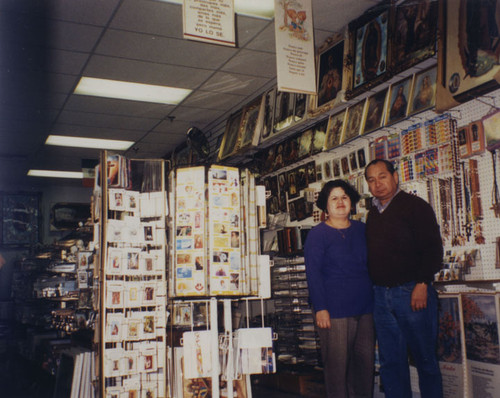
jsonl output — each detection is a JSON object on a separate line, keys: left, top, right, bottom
{"left": 46, "top": 135, "right": 134, "bottom": 151}
{"left": 28, "top": 170, "right": 84, "bottom": 179}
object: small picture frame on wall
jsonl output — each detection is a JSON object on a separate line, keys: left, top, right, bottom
{"left": 347, "top": 4, "right": 391, "bottom": 99}
{"left": 274, "top": 91, "right": 295, "bottom": 132}
{"left": 386, "top": 76, "right": 412, "bottom": 126}
{"left": 259, "top": 87, "right": 276, "bottom": 143}
{"left": 316, "top": 35, "right": 345, "bottom": 109}
{"left": 238, "top": 95, "right": 265, "bottom": 151}
{"left": 311, "top": 119, "right": 328, "bottom": 154}
{"left": 342, "top": 100, "right": 366, "bottom": 143}
{"left": 392, "top": 0, "right": 438, "bottom": 74}
{"left": 409, "top": 67, "right": 437, "bottom": 116}
{"left": 1, "top": 193, "right": 40, "bottom": 247}
{"left": 297, "top": 129, "right": 314, "bottom": 160}
{"left": 324, "top": 110, "right": 346, "bottom": 151}
{"left": 363, "top": 88, "right": 388, "bottom": 134}
{"left": 218, "top": 111, "right": 243, "bottom": 161}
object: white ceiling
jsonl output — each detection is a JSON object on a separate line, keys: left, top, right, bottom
{"left": 0, "top": 0, "right": 380, "bottom": 190}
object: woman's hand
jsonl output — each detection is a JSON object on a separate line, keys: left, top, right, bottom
{"left": 315, "top": 310, "right": 331, "bottom": 329}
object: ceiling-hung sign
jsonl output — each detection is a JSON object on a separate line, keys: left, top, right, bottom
{"left": 274, "top": 0, "right": 316, "bottom": 94}
{"left": 183, "top": 0, "right": 236, "bottom": 47}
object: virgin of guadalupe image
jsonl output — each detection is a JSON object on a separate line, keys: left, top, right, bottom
{"left": 361, "top": 19, "right": 382, "bottom": 82}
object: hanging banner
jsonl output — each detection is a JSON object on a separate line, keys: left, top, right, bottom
{"left": 183, "top": 0, "right": 235, "bottom": 47}
{"left": 274, "top": 0, "right": 316, "bottom": 94}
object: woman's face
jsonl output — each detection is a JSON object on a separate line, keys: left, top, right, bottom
{"left": 326, "top": 187, "right": 351, "bottom": 220}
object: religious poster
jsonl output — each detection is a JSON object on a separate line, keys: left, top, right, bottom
{"left": 274, "top": 0, "right": 316, "bottom": 94}
{"left": 438, "top": 294, "right": 465, "bottom": 398}
{"left": 175, "top": 167, "right": 207, "bottom": 296}
{"left": 462, "top": 293, "right": 500, "bottom": 397}
{"left": 183, "top": 0, "right": 235, "bottom": 47}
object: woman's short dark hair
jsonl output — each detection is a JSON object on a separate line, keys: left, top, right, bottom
{"left": 364, "top": 159, "right": 396, "bottom": 179}
{"left": 316, "top": 179, "right": 361, "bottom": 212}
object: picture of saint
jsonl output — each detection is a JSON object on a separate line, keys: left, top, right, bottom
{"left": 324, "top": 110, "right": 346, "bottom": 150}
{"left": 363, "top": 89, "right": 387, "bottom": 134}
{"left": 410, "top": 68, "right": 437, "bottom": 114}
{"left": 317, "top": 41, "right": 344, "bottom": 106}
{"left": 343, "top": 101, "right": 365, "bottom": 143}
{"left": 387, "top": 78, "right": 411, "bottom": 125}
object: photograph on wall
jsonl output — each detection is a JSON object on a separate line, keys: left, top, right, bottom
{"left": 1, "top": 193, "right": 39, "bottom": 246}
{"left": 238, "top": 95, "right": 264, "bottom": 150}
{"left": 342, "top": 100, "right": 366, "bottom": 143}
{"left": 348, "top": 5, "right": 390, "bottom": 98}
{"left": 462, "top": 293, "right": 500, "bottom": 397}
{"left": 386, "top": 76, "right": 412, "bottom": 125}
{"left": 316, "top": 37, "right": 344, "bottom": 108}
{"left": 284, "top": 135, "right": 300, "bottom": 165}
{"left": 259, "top": 87, "right": 276, "bottom": 143}
{"left": 324, "top": 110, "right": 346, "bottom": 151}
{"left": 274, "top": 90, "right": 295, "bottom": 132}
{"left": 311, "top": 119, "right": 328, "bottom": 154}
{"left": 438, "top": 294, "right": 465, "bottom": 397}
{"left": 392, "top": 0, "right": 438, "bottom": 73}
{"left": 287, "top": 169, "right": 299, "bottom": 199}
{"left": 482, "top": 110, "right": 500, "bottom": 151}
{"left": 297, "top": 129, "right": 314, "bottom": 160}
{"left": 409, "top": 67, "right": 437, "bottom": 115}
{"left": 218, "top": 111, "right": 243, "bottom": 161}
{"left": 363, "top": 88, "right": 388, "bottom": 134}
{"left": 438, "top": 0, "right": 500, "bottom": 110}
{"left": 294, "top": 93, "right": 308, "bottom": 121}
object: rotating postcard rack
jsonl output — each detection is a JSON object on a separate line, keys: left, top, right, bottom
{"left": 169, "top": 165, "right": 272, "bottom": 398}
{"left": 96, "top": 151, "right": 168, "bottom": 398}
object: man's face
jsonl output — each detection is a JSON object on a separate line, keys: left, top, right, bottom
{"left": 365, "top": 162, "right": 399, "bottom": 205}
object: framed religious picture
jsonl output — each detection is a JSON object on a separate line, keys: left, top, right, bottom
{"left": 386, "top": 76, "right": 412, "bottom": 125}
{"left": 297, "top": 129, "right": 314, "bottom": 160}
{"left": 324, "top": 110, "right": 346, "bottom": 151}
{"left": 311, "top": 119, "right": 328, "bottom": 154}
{"left": 274, "top": 90, "right": 295, "bottom": 132}
{"left": 237, "top": 95, "right": 265, "bottom": 151}
{"left": 259, "top": 87, "right": 276, "bottom": 143}
{"left": 437, "top": 0, "right": 500, "bottom": 111}
{"left": 346, "top": 3, "right": 391, "bottom": 99}
{"left": 342, "top": 100, "right": 366, "bottom": 143}
{"left": 363, "top": 88, "right": 388, "bottom": 134}
{"left": 287, "top": 169, "right": 299, "bottom": 199}
{"left": 294, "top": 93, "right": 308, "bottom": 122}
{"left": 218, "top": 111, "right": 243, "bottom": 161}
{"left": 172, "top": 141, "right": 192, "bottom": 168}
{"left": 284, "top": 135, "right": 300, "bottom": 165}
{"left": 1, "top": 193, "right": 40, "bottom": 246}
{"left": 315, "top": 34, "right": 345, "bottom": 110}
{"left": 392, "top": 0, "right": 438, "bottom": 74}
{"left": 409, "top": 67, "right": 437, "bottom": 115}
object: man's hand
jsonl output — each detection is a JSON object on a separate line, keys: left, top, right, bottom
{"left": 315, "top": 309, "right": 331, "bottom": 329}
{"left": 411, "top": 283, "right": 428, "bottom": 311}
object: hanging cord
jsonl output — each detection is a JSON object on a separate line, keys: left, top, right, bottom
{"left": 491, "top": 150, "right": 500, "bottom": 217}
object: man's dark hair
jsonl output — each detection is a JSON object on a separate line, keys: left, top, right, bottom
{"left": 364, "top": 159, "right": 396, "bottom": 179}
{"left": 316, "top": 179, "right": 361, "bottom": 212}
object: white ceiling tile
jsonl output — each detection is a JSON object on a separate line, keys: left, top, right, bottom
{"left": 236, "top": 15, "right": 271, "bottom": 48}
{"left": 181, "top": 90, "right": 247, "bottom": 111}
{"left": 46, "top": 0, "right": 121, "bottom": 25}
{"left": 57, "top": 109, "right": 160, "bottom": 131}
{"left": 83, "top": 55, "right": 213, "bottom": 89}
{"left": 199, "top": 72, "right": 270, "bottom": 95}
{"left": 168, "top": 106, "right": 225, "bottom": 125}
{"left": 47, "top": 48, "right": 90, "bottom": 74}
{"left": 64, "top": 95, "right": 174, "bottom": 119}
{"left": 244, "top": 23, "right": 276, "bottom": 52}
{"left": 96, "top": 29, "right": 238, "bottom": 69}
{"left": 50, "top": 123, "right": 146, "bottom": 142}
{"left": 221, "top": 49, "right": 276, "bottom": 77}
{"left": 111, "top": 0, "right": 183, "bottom": 39}
{"left": 47, "top": 20, "right": 103, "bottom": 52}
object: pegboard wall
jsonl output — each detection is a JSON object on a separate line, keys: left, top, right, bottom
{"left": 263, "top": 85, "right": 500, "bottom": 291}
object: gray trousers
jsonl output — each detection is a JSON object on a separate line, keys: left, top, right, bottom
{"left": 317, "top": 313, "right": 375, "bottom": 398}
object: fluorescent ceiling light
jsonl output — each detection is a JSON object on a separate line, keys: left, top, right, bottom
{"left": 46, "top": 135, "right": 134, "bottom": 150}
{"left": 28, "top": 169, "right": 84, "bottom": 179}
{"left": 74, "top": 77, "right": 192, "bottom": 105}
{"left": 160, "top": 0, "right": 274, "bottom": 19}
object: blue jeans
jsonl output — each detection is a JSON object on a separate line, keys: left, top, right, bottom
{"left": 373, "top": 282, "right": 443, "bottom": 398}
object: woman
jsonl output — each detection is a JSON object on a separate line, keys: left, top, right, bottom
{"left": 304, "top": 180, "right": 374, "bottom": 398}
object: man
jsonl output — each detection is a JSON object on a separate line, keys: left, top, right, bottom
{"left": 364, "top": 159, "right": 443, "bottom": 398}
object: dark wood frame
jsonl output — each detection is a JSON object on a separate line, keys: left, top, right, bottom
{"left": 1, "top": 192, "right": 40, "bottom": 247}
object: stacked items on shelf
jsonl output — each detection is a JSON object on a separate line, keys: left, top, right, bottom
{"left": 99, "top": 155, "right": 167, "bottom": 398}
{"left": 271, "top": 258, "right": 320, "bottom": 367}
